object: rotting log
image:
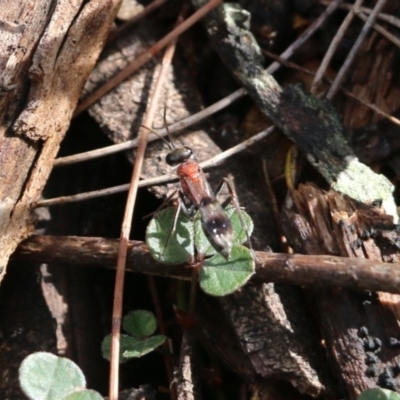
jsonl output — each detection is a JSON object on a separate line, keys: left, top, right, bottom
{"left": 0, "top": 0, "right": 122, "bottom": 283}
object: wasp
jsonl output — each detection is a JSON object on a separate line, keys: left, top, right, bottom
{"left": 165, "top": 145, "right": 235, "bottom": 259}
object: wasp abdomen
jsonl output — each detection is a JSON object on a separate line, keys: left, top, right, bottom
{"left": 200, "top": 198, "right": 233, "bottom": 259}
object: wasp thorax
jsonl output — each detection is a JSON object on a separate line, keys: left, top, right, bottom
{"left": 166, "top": 146, "right": 193, "bottom": 166}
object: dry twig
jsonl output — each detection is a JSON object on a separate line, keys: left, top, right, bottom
{"left": 311, "top": 0, "right": 365, "bottom": 94}
{"left": 109, "top": 6, "right": 183, "bottom": 398}
{"left": 354, "top": 8, "right": 400, "bottom": 48}
{"left": 14, "top": 235, "right": 400, "bottom": 295}
{"left": 263, "top": 49, "right": 400, "bottom": 126}
{"left": 267, "top": 0, "right": 344, "bottom": 73}
{"left": 38, "top": 126, "right": 275, "bottom": 207}
{"left": 327, "top": 0, "right": 388, "bottom": 99}
{"left": 319, "top": 0, "right": 400, "bottom": 29}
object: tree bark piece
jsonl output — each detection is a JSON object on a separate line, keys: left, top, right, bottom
{"left": 282, "top": 183, "right": 400, "bottom": 398}
{"left": 0, "top": 0, "right": 122, "bottom": 283}
{"left": 220, "top": 282, "right": 334, "bottom": 397}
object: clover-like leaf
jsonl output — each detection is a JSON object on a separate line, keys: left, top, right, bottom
{"left": 123, "top": 310, "right": 157, "bottom": 338}
{"left": 62, "top": 390, "right": 104, "bottom": 400}
{"left": 19, "top": 352, "right": 86, "bottom": 400}
{"left": 358, "top": 389, "right": 400, "bottom": 400}
{"left": 102, "top": 334, "right": 166, "bottom": 363}
{"left": 199, "top": 245, "right": 255, "bottom": 296}
{"left": 122, "top": 335, "right": 166, "bottom": 359}
{"left": 146, "top": 207, "right": 194, "bottom": 264}
{"left": 194, "top": 206, "right": 253, "bottom": 256}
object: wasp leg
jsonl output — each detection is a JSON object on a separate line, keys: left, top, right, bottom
{"left": 214, "top": 176, "right": 256, "bottom": 260}
{"left": 179, "top": 190, "right": 196, "bottom": 217}
{"left": 143, "top": 190, "right": 178, "bottom": 221}
{"left": 159, "top": 198, "right": 183, "bottom": 260}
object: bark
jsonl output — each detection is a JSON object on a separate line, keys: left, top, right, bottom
{"left": 282, "top": 183, "right": 400, "bottom": 398}
{"left": 0, "top": 0, "right": 121, "bottom": 283}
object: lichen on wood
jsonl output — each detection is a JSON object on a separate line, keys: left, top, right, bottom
{"left": 191, "top": 0, "right": 395, "bottom": 219}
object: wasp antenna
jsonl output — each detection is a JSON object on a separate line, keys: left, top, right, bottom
{"left": 163, "top": 105, "right": 176, "bottom": 149}
{"left": 141, "top": 124, "right": 174, "bottom": 150}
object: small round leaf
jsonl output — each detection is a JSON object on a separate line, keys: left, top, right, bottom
{"left": 227, "top": 206, "right": 254, "bottom": 245}
{"left": 358, "top": 389, "right": 400, "bottom": 400}
{"left": 122, "top": 335, "right": 167, "bottom": 359}
{"left": 123, "top": 310, "right": 157, "bottom": 338}
{"left": 19, "top": 352, "right": 86, "bottom": 400}
{"left": 199, "top": 245, "right": 255, "bottom": 296}
{"left": 146, "top": 207, "right": 194, "bottom": 264}
{"left": 62, "top": 389, "right": 104, "bottom": 400}
{"left": 102, "top": 334, "right": 166, "bottom": 363}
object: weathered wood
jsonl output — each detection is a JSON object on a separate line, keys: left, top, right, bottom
{"left": 0, "top": 0, "right": 121, "bottom": 283}
{"left": 282, "top": 183, "right": 400, "bottom": 398}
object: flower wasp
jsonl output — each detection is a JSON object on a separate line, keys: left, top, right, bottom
{"left": 144, "top": 117, "right": 253, "bottom": 263}
{"left": 165, "top": 145, "right": 235, "bottom": 259}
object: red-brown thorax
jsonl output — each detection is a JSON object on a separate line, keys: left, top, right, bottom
{"left": 176, "top": 160, "right": 210, "bottom": 206}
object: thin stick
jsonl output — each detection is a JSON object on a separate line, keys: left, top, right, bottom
{"left": 326, "top": 0, "right": 388, "bottom": 99}
{"left": 109, "top": 7, "right": 183, "bottom": 398}
{"left": 267, "top": 0, "right": 344, "bottom": 73}
{"left": 107, "top": 0, "right": 167, "bottom": 44}
{"left": 263, "top": 48, "right": 400, "bottom": 126}
{"left": 74, "top": 0, "right": 222, "bottom": 117}
{"left": 354, "top": 8, "right": 400, "bottom": 48}
{"left": 319, "top": 0, "right": 400, "bottom": 29}
{"left": 148, "top": 276, "right": 177, "bottom": 400}
{"left": 54, "top": 88, "right": 246, "bottom": 167}
{"left": 311, "top": 0, "right": 364, "bottom": 94}
{"left": 37, "top": 126, "right": 275, "bottom": 207}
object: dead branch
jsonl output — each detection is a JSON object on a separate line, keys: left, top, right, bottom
{"left": 13, "top": 235, "right": 400, "bottom": 294}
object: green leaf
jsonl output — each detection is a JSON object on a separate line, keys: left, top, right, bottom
{"left": 146, "top": 207, "right": 194, "bottom": 264}
{"left": 62, "top": 390, "right": 104, "bottom": 400}
{"left": 123, "top": 310, "right": 157, "bottom": 338}
{"left": 199, "top": 245, "right": 255, "bottom": 296}
{"left": 19, "top": 352, "right": 86, "bottom": 400}
{"left": 194, "top": 206, "right": 254, "bottom": 256}
{"left": 358, "top": 389, "right": 400, "bottom": 400}
{"left": 228, "top": 206, "right": 254, "bottom": 245}
{"left": 122, "top": 335, "right": 166, "bottom": 359}
{"left": 102, "top": 334, "right": 166, "bottom": 363}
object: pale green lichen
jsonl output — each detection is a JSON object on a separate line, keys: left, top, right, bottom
{"left": 332, "top": 157, "right": 397, "bottom": 222}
